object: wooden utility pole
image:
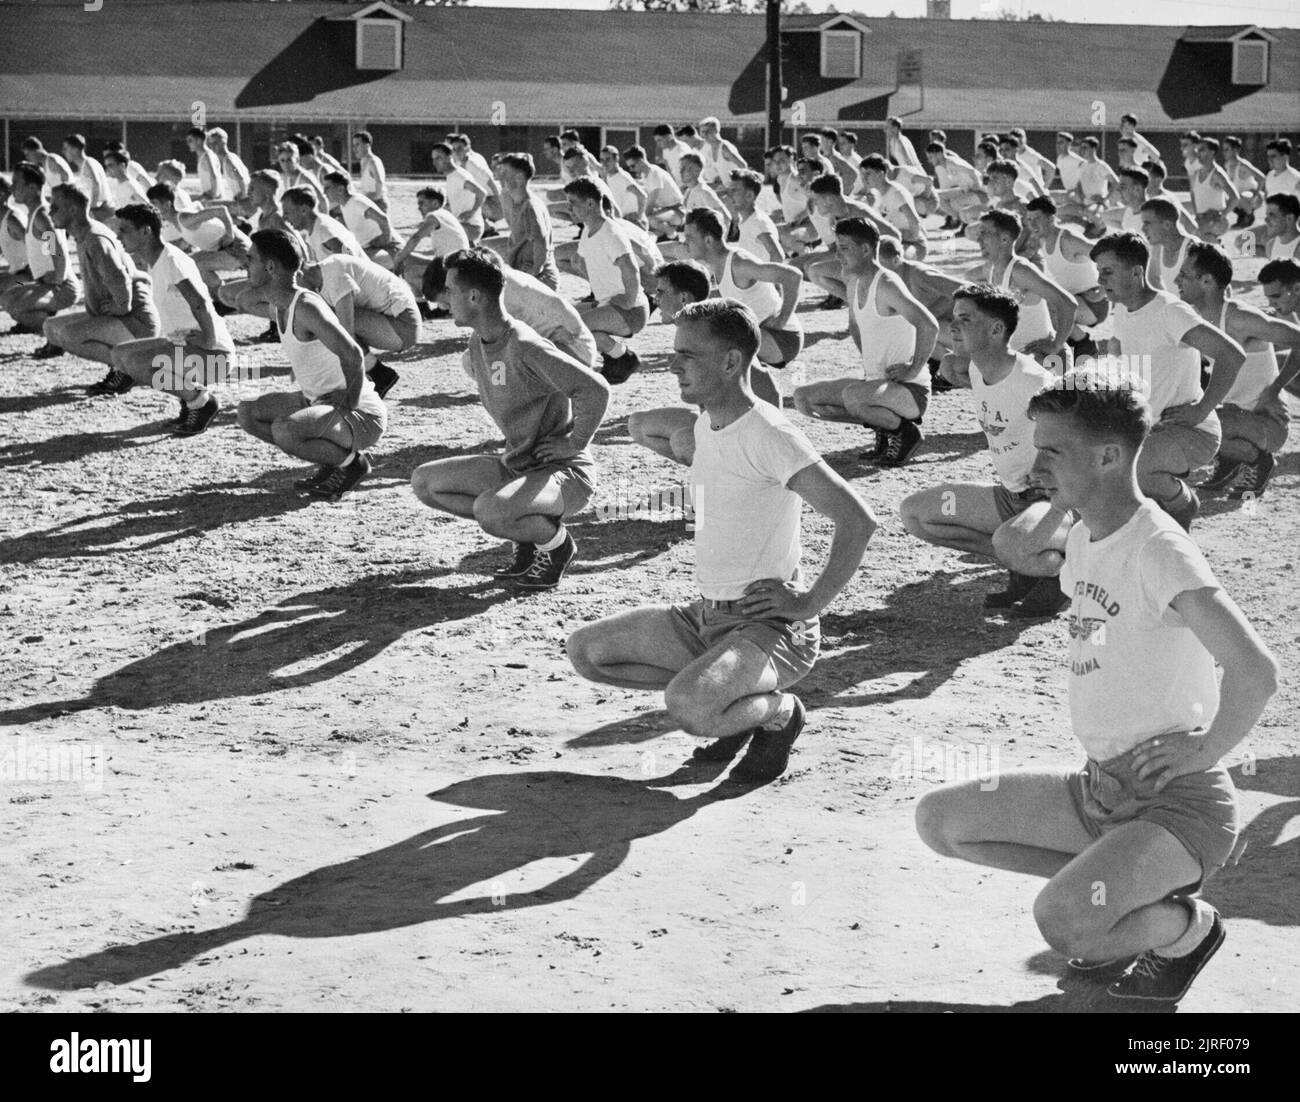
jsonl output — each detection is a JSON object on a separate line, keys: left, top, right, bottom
{"left": 766, "top": 0, "right": 781, "bottom": 150}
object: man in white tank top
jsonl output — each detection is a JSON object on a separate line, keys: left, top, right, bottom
{"left": 1024, "top": 196, "right": 1108, "bottom": 339}
{"left": 20, "top": 138, "right": 72, "bottom": 193}
{"left": 729, "top": 171, "right": 783, "bottom": 262}
{"left": 322, "top": 173, "right": 401, "bottom": 270}
{"left": 1139, "top": 198, "right": 1195, "bottom": 295}
{"left": 683, "top": 208, "right": 803, "bottom": 409}
{"left": 280, "top": 186, "right": 363, "bottom": 263}
{"left": 1176, "top": 242, "right": 1300, "bottom": 501}
{"left": 698, "top": 117, "right": 749, "bottom": 188}
{"left": 792, "top": 217, "right": 939, "bottom": 468}
{"left": 1093, "top": 231, "right": 1245, "bottom": 530}
{"left": 802, "top": 173, "right": 894, "bottom": 305}
{"left": 928, "top": 140, "right": 987, "bottom": 228}
{"left": 351, "top": 131, "right": 388, "bottom": 212}
{"left": 1188, "top": 138, "right": 1238, "bottom": 239}
{"left": 430, "top": 143, "right": 486, "bottom": 246}
{"left": 106, "top": 203, "right": 235, "bottom": 434}
{"left": 0, "top": 174, "right": 31, "bottom": 304}
{"left": 567, "top": 298, "right": 876, "bottom": 781}
{"left": 597, "top": 146, "right": 649, "bottom": 228}
{"left": 207, "top": 129, "right": 249, "bottom": 205}
{"left": 1259, "top": 257, "right": 1300, "bottom": 398}
{"left": 147, "top": 182, "right": 251, "bottom": 300}
{"left": 62, "top": 134, "right": 112, "bottom": 223}
{"left": 0, "top": 163, "right": 79, "bottom": 342}
{"left": 236, "top": 229, "right": 384, "bottom": 501}
{"left": 623, "top": 145, "right": 685, "bottom": 237}
{"left": 274, "top": 143, "right": 327, "bottom": 212}
{"left": 43, "top": 183, "right": 160, "bottom": 382}
{"left": 902, "top": 285, "right": 1074, "bottom": 618}
{"left": 1220, "top": 136, "right": 1265, "bottom": 226}
{"left": 391, "top": 186, "right": 470, "bottom": 301}
{"left": 859, "top": 154, "right": 927, "bottom": 259}
{"left": 102, "top": 151, "right": 151, "bottom": 214}
{"left": 1102, "top": 168, "right": 1151, "bottom": 238}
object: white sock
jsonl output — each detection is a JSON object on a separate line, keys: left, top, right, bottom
{"left": 763, "top": 693, "right": 795, "bottom": 732}
{"left": 340, "top": 451, "right": 357, "bottom": 468}
{"left": 1158, "top": 897, "right": 1216, "bottom": 958}
{"left": 606, "top": 338, "right": 628, "bottom": 359}
{"left": 363, "top": 352, "right": 378, "bottom": 371}
{"left": 536, "top": 524, "right": 568, "bottom": 553}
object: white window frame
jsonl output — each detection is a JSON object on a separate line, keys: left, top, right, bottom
{"left": 356, "top": 19, "right": 402, "bottom": 72}
{"left": 820, "top": 30, "right": 862, "bottom": 80}
{"left": 1231, "top": 39, "right": 1269, "bottom": 86}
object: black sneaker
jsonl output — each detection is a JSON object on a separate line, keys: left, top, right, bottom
{"left": 213, "top": 299, "right": 236, "bottom": 317}
{"left": 3, "top": 322, "right": 34, "bottom": 335}
{"left": 1108, "top": 913, "right": 1225, "bottom": 1003}
{"left": 368, "top": 361, "right": 400, "bottom": 399}
{"left": 601, "top": 349, "right": 641, "bottom": 385}
{"left": 513, "top": 531, "right": 578, "bottom": 592}
{"left": 293, "top": 466, "right": 330, "bottom": 492}
{"left": 1067, "top": 954, "right": 1139, "bottom": 980}
{"left": 175, "top": 399, "right": 189, "bottom": 427}
{"left": 1199, "top": 456, "right": 1245, "bottom": 494}
{"left": 1229, "top": 451, "right": 1274, "bottom": 499}
{"left": 861, "top": 429, "right": 887, "bottom": 462}
{"left": 175, "top": 395, "right": 220, "bottom": 436}
{"left": 690, "top": 731, "right": 752, "bottom": 763}
{"left": 1008, "top": 574, "right": 1070, "bottom": 619}
{"left": 308, "top": 452, "right": 372, "bottom": 502}
{"left": 32, "top": 342, "right": 64, "bottom": 359}
{"left": 254, "top": 322, "right": 279, "bottom": 343}
{"left": 983, "top": 571, "right": 1035, "bottom": 610}
{"left": 1163, "top": 484, "right": 1200, "bottom": 532}
{"left": 878, "top": 420, "right": 923, "bottom": 468}
{"left": 87, "top": 370, "right": 134, "bottom": 397}
{"left": 820, "top": 294, "right": 844, "bottom": 310}
{"left": 492, "top": 542, "right": 536, "bottom": 579}
{"left": 730, "top": 696, "right": 806, "bottom": 783}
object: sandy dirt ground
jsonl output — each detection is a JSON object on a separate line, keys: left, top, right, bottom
{"left": 1, "top": 180, "right": 1296, "bottom": 1014}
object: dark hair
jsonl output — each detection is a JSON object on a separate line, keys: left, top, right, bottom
{"left": 354, "top": 130, "right": 373, "bottom": 145}
{"left": 1186, "top": 241, "right": 1233, "bottom": 288}
{"left": 563, "top": 177, "right": 603, "bottom": 204}
{"left": 498, "top": 153, "right": 535, "bottom": 180}
{"left": 1199, "top": 136, "right": 1221, "bottom": 154}
{"left": 448, "top": 133, "right": 471, "bottom": 147}
{"left": 808, "top": 174, "right": 843, "bottom": 196}
{"left": 21, "top": 136, "right": 45, "bottom": 153}
{"left": 445, "top": 247, "right": 506, "bottom": 298}
{"left": 145, "top": 181, "right": 176, "bottom": 206}
{"left": 1026, "top": 195, "right": 1057, "bottom": 215}
{"left": 562, "top": 146, "right": 589, "bottom": 164}
{"left": 544, "top": 136, "right": 562, "bottom": 151}
{"left": 987, "top": 160, "right": 1020, "bottom": 181}
{"left": 1139, "top": 198, "right": 1179, "bottom": 225}
{"left": 679, "top": 151, "right": 703, "bottom": 169}
{"left": 14, "top": 161, "right": 45, "bottom": 189}
{"left": 653, "top": 124, "right": 675, "bottom": 138}
{"left": 322, "top": 171, "right": 350, "bottom": 189}
{"left": 1259, "top": 258, "right": 1300, "bottom": 287}
{"left": 1266, "top": 192, "right": 1300, "bottom": 219}
{"left": 1118, "top": 167, "right": 1149, "bottom": 187}
{"left": 51, "top": 182, "right": 89, "bottom": 211}
{"left": 929, "top": 129, "right": 947, "bottom": 142}
{"left": 820, "top": 127, "right": 839, "bottom": 141}
{"left": 979, "top": 209, "right": 1021, "bottom": 239}
{"left": 416, "top": 185, "right": 447, "bottom": 206}
{"left": 834, "top": 216, "right": 879, "bottom": 248}
{"left": 281, "top": 186, "right": 316, "bottom": 210}
{"left": 953, "top": 282, "right": 1020, "bottom": 338}
{"left": 1079, "top": 136, "right": 1100, "bottom": 149}
{"left": 839, "top": 131, "right": 858, "bottom": 146}
{"left": 976, "top": 140, "right": 1000, "bottom": 159}
{"left": 1027, "top": 374, "right": 1153, "bottom": 452}
{"left": 886, "top": 116, "right": 903, "bottom": 129}
{"left": 730, "top": 169, "right": 764, "bottom": 195}
{"left": 559, "top": 129, "right": 581, "bottom": 143}
{"left": 624, "top": 145, "right": 647, "bottom": 162}
{"left": 655, "top": 260, "right": 711, "bottom": 303}
{"left": 251, "top": 228, "right": 302, "bottom": 271}
{"left": 1120, "top": 113, "right": 1138, "bottom": 126}
{"left": 1266, "top": 139, "right": 1293, "bottom": 157}
{"left": 102, "top": 150, "right": 128, "bottom": 167}
{"left": 860, "top": 153, "right": 888, "bottom": 174}
{"left": 1145, "top": 159, "right": 1167, "bottom": 179}
{"left": 1057, "top": 131, "right": 1075, "bottom": 143}
{"left": 1223, "top": 135, "right": 1242, "bottom": 150}
{"left": 64, "top": 133, "right": 86, "bottom": 151}
{"left": 430, "top": 142, "right": 453, "bottom": 158}
{"left": 1089, "top": 231, "right": 1149, "bottom": 269}
{"left": 684, "top": 207, "right": 725, "bottom": 242}
{"left": 674, "top": 298, "right": 761, "bottom": 363}
{"left": 422, "top": 256, "right": 450, "bottom": 299}
{"left": 1117, "top": 138, "right": 1137, "bottom": 150}
{"left": 114, "top": 202, "right": 162, "bottom": 238}
{"left": 926, "top": 141, "right": 947, "bottom": 154}
{"left": 187, "top": 127, "right": 206, "bottom": 141}
{"left": 1181, "top": 130, "right": 1202, "bottom": 143}
{"left": 677, "top": 124, "right": 698, "bottom": 139}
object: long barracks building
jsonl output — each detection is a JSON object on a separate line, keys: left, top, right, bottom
{"left": 0, "top": 0, "right": 1295, "bottom": 183}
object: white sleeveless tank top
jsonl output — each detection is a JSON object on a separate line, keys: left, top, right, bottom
{"left": 278, "top": 289, "right": 347, "bottom": 402}
{"left": 853, "top": 269, "right": 916, "bottom": 380}
{"left": 719, "top": 248, "right": 780, "bottom": 324}
{"left": 1, "top": 207, "right": 28, "bottom": 271}
{"left": 1220, "top": 301, "right": 1279, "bottom": 408}
{"left": 179, "top": 216, "right": 225, "bottom": 253}
{"left": 1155, "top": 236, "right": 1191, "bottom": 293}
{"left": 988, "top": 255, "right": 1053, "bottom": 349}
{"left": 26, "top": 207, "right": 66, "bottom": 279}
{"left": 1191, "top": 168, "right": 1227, "bottom": 213}
{"left": 1041, "top": 229, "right": 1098, "bottom": 295}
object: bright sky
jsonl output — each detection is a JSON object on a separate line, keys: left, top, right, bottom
{"left": 471, "top": 0, "right": 1300, "bottom": 31}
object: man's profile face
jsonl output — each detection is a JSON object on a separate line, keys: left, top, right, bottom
{"left": 655, "top": 276, "right": 690, "bottom": 323}
{"left": 670, "top": 319, "right": 732, "bottom": 405}
{"left": 1029, "top": 411, "right": 1106, "bottom": 513}
{"left": 444, "top": 267, "right": 477, "bottom": 328}
{"left": 49, "top": 192, "right": 75, "bottom": 229}
{"left": 1261, "top": 279, "right": 1299, "bottom": 316}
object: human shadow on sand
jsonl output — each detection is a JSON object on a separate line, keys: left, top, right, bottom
{"left": 0, "top": 418, "right": 181, "bottom": 470}
{"left": 24, "top": 761, "right": 756, "bottom": 990}
{"left": 0, "top": 568, "right": 513, "bottom": 726}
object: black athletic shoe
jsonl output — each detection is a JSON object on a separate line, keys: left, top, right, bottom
{"left": 878, "top": 420, "right": 923, "bottom": 468}
{"left": 929, "top": 358, "right": 955, "bottom": 393}
{"left": 174, "top": 399, "right": 189, "bottom": 427}
{"left": 32, "top": 342, "right": 65, "bottom": 359}
{"left": 1199, "top": 456, "right": 1245, "bottom": 494}
{"left": 1163, "top": 485, "right": 1200, "bottom": 532}
{"left": 3, "top": 322, "right": 34, "bottom": 335}
{"left": 492, "top": 542, "right": 536, "bottom": 579}
{"left": 254, "top": 322, "right": 279, "bottom": 343}
{"left": 1067, "top": 955, "right": 1140, "bottom": 979}
{"left": 368, "top": 361, "right": 399, "bottom": 399}
{"left": 730, "top": 696, "right": 806, "bottom": 783}
{"left": 601, "top": 349, "right": 641, "bottom": 385}
{"left": 983, "top": 571, "right": 1035, "bottom": 610}
{"left": 87, "top": 369, "right": 134, "bottom": 396}
{"left": 1008, "top": 574, "right": 1069, "bottom": 619}
{"left": 861, "top": 429, "right": 887, "bottom": 462}
{"left": 513, "top": 532, "right": 578, "bottom": 592}
{"left": 1229, "top": 451, "right": 1275, "bottom": 499}
{"left": 293, "top": 466, "right": 330, "bottom": 492}
{"left": 309, "top": 452, "right": 372, "bottom": 502}
{"left": 175, "top": 395, "right": 219, "bottom": 436}
{"left": 1108, "top": 913, "right": 1225, "bottom": 1003}
{"left": 213, "top": 299, "right": 236, "bottom": 317}
{"left": 820, "top": 294, "right": 844, "bottom": 310}
{"left": 690, "top": 732, "right": 753, "bottom": 763}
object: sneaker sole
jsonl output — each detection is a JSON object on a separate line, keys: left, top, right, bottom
{"left": 1107, "top": 922, "right": 1226, "bottom": 1002}
{"left": 1067, "top": 955, "right": 1138, "bottom": 979}
{"left": 690, "top": 732, "right": 752, "bottom": 763}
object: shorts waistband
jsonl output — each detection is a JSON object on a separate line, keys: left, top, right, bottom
{"left": 702, "top": 596, "right": 745, "bottom": 611}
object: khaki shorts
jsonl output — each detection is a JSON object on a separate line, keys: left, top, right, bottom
{"left": 1148, "top": 417, "right": 1220, "bottom": 473}
{"left": 604, "top": 300, "right": 649, "bottom": 333}
{"left": 993, "top": 483, "right": 1050, "bottom": 523}
{"left": 899, "top": 379, "right": 930, "bottom": 422}
{"left": 499, "top": 458, "right": 596, "bottom": 518}
{"left": 1064, "top": 748, "right": 1239, "bottom": 890}
{"left": 666, "top": 600, "right": 820, "bottom": 690}
{"left": 1218, "top": 400, "right": 1289, "bottom": 456}
{"left": 292, "top": 390, "right": 387, "bottom": 452}
{"left": 761, "top": 321, "right": 804, "bottom": 366}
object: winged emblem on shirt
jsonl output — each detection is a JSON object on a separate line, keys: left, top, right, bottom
{"left": 1068, "top": 616, "right": 1107, "bottom": 642}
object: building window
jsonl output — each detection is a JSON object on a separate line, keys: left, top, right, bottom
{"left": 1232, "top": 39, "right": 1269, "bottom": 85}
{"left": 821, "top": 30, "right": 861, "bottom": 80}
{"left": 356, "top": 20, "right": 401, "bottom": 71}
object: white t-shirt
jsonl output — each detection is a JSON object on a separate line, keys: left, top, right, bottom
{"left": 639, "top": 163, "right": 682, "bottom": 210}
{"left": 691, "top": 402, "right": 821, "bottom": 601}
{"left": 444, "top": 166, "right": 483, "bottom": 226}
{"left": 878, "top": 181, "right": 920, "bottom": 237}
{"left": 1110, "top": 291, "right": 1203, "bottom": 416}
{"left": 1264, "top": 165, "right": 1300, "bottom": 201}
{"left": 683, "top": 181, "right": 730, "bottom": 220}
{"left": 661, "top": 141, "right": 690, "bottom": 185}
{"left": 76, "top": 156, "right": 109, "bottom": 209}
{"left": 359, "top": 154, "right": 387, "bottom": 201}
{"left": 604, "top": 169, "right": 643, "bottom": 218}
{"left": 459, "top": 150, "right": 495, "bottom": 193}
{"left": 308, "top": 213, "right": 364, "bottom": 261}
{"left": 1059, "top": 500, "right": 1222, "bottom": 762}
{"left": 341, "top": 194, "right": 384, "bottom": 247}
{"left": 1056, "top": 152, "right": 1085, "bottom": 193}
{"left": 577, "top": 218, "right": 642, "bottom": 305}
{"left": 150, "top": 243, "right": 234, "bottom": 351}
{"left": 969, "top": 353, "right": 1054, "bottom": 493}
{"left": 318, "top": 253, "right": 416, "bottom": 317}
{"left": 503, "top": 269, "right": 590, "bottom": 356}
{"left": 738, "top": 209, "right": 781, "bottom": 259}
{"left": 106, "top": 175, "right": 150, "bottom": 209}
{"left": 420, "top": 208, "right": 470, "bottom": 257}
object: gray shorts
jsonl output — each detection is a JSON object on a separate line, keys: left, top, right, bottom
{"left": 761, "top": 322, "right": 804, "bottom": 367}
{"left": 499, "top": 459, "right": 596, "bottom": 518}
{"left": 291, "top": 390, "right": 387, "bottom": 452}
{"left": 1148, "top": 416, "right": 1220, "bottom": 472}
{"left": 666, "top": 600, "right": 820, "bottom": 690}
{"left": 1218, "top": 400, "right": 1289, "bottom": 456}
{"left": 1064, "top": 748, "right": 1239, "bottom": 890}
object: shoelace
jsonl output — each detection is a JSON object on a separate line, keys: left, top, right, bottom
{"left": 884, "top": 432, "right": 904, "bottom": 460}
{"left": 522, "top": 550, "right": 553, "bottom": 579}
{"left": 1236, "top": 463, "right": 1261, "bottom": 490}
{"left": 316, "top": 466, "right": 349, "bottom": 492}
{"left": 1127, "top": 952, "right": 1169, "bottom": 982}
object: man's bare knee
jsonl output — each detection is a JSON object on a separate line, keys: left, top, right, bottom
{"left": 1033, "top": 884, "right": 1101, "bottom": 958}
{"left": 914, "top": 788, "right": 961, "bottom": 857}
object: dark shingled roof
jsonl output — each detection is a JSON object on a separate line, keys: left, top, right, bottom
{"left": 0, "top": 1, "right": 1295, "bottom": 130}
